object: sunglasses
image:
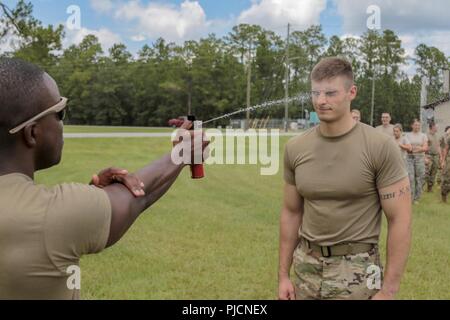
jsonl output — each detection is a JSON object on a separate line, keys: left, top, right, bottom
{"left": 9, "top": 97, "right": 68, "bottom": 134}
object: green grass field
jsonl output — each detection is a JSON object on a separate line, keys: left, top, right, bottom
{"left": 35, "top": 134, "right": 450, "bottom": 300}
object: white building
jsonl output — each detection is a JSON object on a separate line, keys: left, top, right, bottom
{"left": 422, "top": 96, "right": 450, "bottom": 135}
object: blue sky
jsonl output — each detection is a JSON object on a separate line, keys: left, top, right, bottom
{"left": 2, "top": 0, "right": 450, "bottom": 63}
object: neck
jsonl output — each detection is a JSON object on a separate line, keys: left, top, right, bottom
{"left": 0, "top": 150, "right": 35, "bottom": 180}
{"left": 383, "top": 124, "right": 390, "bottom": 127}
{"left": 319, "top": 114, "right": 356, "bottom": 137}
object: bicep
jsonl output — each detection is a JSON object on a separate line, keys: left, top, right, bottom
{"left": 378, "top": 177, "right": 411, "bottom": 221}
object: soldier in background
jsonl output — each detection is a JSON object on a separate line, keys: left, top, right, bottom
{"left": 425, "top": 122, "right": 441, "bottom": 193}
{"left": 437, "top": 126, "right": 450, "bottom": 186}
{"left": 375, "top": 113, "right": 395, "bottom": 138}
{"left": 393, "top": 124, "right": 412, "bottom": 168}
{"left": 440, "top": 127, "right": 450, "bottom": 203}
{"left": 351, "top": 109, "right": 361, "bottom": 122}
{"left": 405, "top": 119, "right": 428, "bottom": 204}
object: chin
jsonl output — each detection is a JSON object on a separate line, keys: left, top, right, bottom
{"left": 317, "top": 115, "right": 335, "bottom": 123}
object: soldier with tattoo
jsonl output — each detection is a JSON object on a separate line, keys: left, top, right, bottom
{"left": 278, "top": 57, "right": 412, "bottom": 300}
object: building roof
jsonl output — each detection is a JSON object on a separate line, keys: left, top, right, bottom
{"left": 422, "top": 96, "right": 450, "bottom": 109}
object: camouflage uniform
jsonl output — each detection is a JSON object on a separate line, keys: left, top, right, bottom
{"left": 425, "top": 132, "right": 440, "bottom": 190}
{"left": 425, "top": 154, "right": 439, "bottom": 189}
{"left": 442, "top": 135, "right": 450, "bottom": 198}
{"left": 407, "top": 155, "right": 426, "bottom": 201}
{"left": 292, "top": 240, "right": 382, "bottom": 300}
{"left": 438, "top": 134, "right": 449, "bottom": 186}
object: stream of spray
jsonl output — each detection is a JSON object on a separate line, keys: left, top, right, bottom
{"left": 202, "top": 93, "right": 311, "bottom": 125}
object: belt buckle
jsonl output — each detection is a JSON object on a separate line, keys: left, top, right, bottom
{"left": 320, "top": 246, "right": 332, "bottom": 258}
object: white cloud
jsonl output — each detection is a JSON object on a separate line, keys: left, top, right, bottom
{"left": 90, "top": 0, "right": 115, "bottom": 13}
{"left": 238, "top": 0, "right": 327, "bottom": 31}
{"left": 334, "top": 0, "right": 450, "bottom": 34}
{"left": 64, "top": 27, "right": 122, "bottom": 52}
{"left": 399, "top": 31, "right": 450, "bottom": 76}
{"left": 115, "top": 0, "right": 212, "bottom": 42}
{"left": 0, "top": 20, "right": 24, "bottom": 54}
{"left": 333, "top": 0, "right": 450, "bottom": 76}
{"left": 131, "top": 34, "right": 146, "bottom": 42}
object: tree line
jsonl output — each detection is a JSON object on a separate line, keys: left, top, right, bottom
{"left": 1, "top": 1, "right": 449, "bottom": 128}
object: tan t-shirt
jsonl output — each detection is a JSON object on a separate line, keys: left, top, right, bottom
{"left": 427, "top": 132, "right": 440, "bottom": 155}
{"left": 405, "top": 132, "right": 428, "bottom": 155}
{"left": 0, "top": 173, "right": 111, "bottom": 300}
{"left": 375, "top": 124, "right": 395, "bottom": 138}
{"left": 395, "top": 135, "right": 410, "bottom": 160}
{"left": 284, "top": 122, "right": 408, "bottom": 246}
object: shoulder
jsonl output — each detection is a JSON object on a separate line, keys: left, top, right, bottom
{"left": 285, "top": 126, "right": 317, "bottom": 151}
{"left": 358, "top": 123, "right": 393, "bottom": 144}
{"left": 46, "top": 183, "right": 111, "bottom": 216}
{"left": 357, "top": 124, "right": 401, "bottom": 160}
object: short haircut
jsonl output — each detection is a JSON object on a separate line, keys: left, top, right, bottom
{"left": 411, "top": 118, "right": 421, "bottom": 125}
{"left": 351, "top": 109, "right": 361, "bottom": 116}
{"left": 381, "top": 113, "right": 391, "bottom": 117}
{"left": 311, "top": 57, "right": 354, "bottom": 88}
{"left": 428, "top": 121, "right": 436, "bottom": 130}
{"left": 0, "top": 58, "right": 46, "bottom": 146}
{"left": 394, "top": 123, "right": 403, "bottom": 132}
{"left": 445, "top": 126, "right": 450, "bottom": 133}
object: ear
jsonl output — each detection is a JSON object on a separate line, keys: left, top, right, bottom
{"left": 349, "top": 85, "right": 357, "bottom": 100}
{"left": 22, "top": 123, "right": 38, "bottom": 148}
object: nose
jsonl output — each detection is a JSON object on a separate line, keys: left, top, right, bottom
{"left": 315, "top": 93, "right": 327, "bottom": 106}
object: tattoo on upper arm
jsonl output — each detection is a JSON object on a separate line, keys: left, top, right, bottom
{"left": 381, "top": 192, "right": 396, "bottom": 200}
{"left": 398, "top": 186, "right": 411, "bottom": 197}
{"left": 380, "top": 185, "right": 411, "bottom": 201}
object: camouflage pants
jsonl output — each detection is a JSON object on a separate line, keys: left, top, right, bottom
{"left": 407, "top": 155, "right": 425, "bottom": 201}
{"left": 437, "top": 168, "right": 442, "bottom": 185}
{"left": 292, "top": 241, "right": 383, "bottom": 300}
{"left": 425, "top": 154, "right": 440, "bottom": 188}
{"left": 442, "top": 159, "right": 450, "bottom": 196}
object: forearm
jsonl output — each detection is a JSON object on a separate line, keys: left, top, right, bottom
{"left": 133, "top": 153, "right": 185, "bottom": 208}
{"left": 400, "top": 144, "right": 411, "bottom": 152}
{"left": 137, "top": 165, "right": 184, "bottom": 209}
{"left": 421, "top": 143, "right": 429, "bottom": 153}
{"left": 383, "top": 214, "right": 412, "bottom": 295}
{"left": 279, "top": 209, "right": 302, "bottom": 279}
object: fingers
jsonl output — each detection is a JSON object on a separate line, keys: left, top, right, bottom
{"left": 105, "top": 167, "right": 128, "bottom": 179}
{"left": 180, "top": 120, "right": 193, "bottom": 130}
{"left": 114, "top": 174, "right": 146, "bottom": 197}
{"left": 288, "top": 286, "right": 296, "bottom": 300}
{"left": 90, "top": 174, "right": 101, "bottom": 187}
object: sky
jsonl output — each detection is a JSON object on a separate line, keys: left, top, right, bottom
{"left": 2, "top": 0, "right": 450, "bottom": 71}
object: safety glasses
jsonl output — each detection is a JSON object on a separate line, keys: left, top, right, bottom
{"left": 9, "top": 97, "right": 68, "bottom": 134}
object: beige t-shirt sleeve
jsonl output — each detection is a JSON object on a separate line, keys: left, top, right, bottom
{"left": 375, "top": 138, "right": 409, "bottom": 189}
{"left": 44, "top": 183, "right": 112, "bottom": 269}
{"left": 283, "top": 144, "right": 296, "bottom": 185}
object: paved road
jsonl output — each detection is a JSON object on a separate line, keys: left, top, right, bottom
{"left": 64, "top": 132, "right": 302, "bottom": 139}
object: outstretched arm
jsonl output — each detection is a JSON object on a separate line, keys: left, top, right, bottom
{"left": 102, "top": 121, "right": 208, "bottom": 247}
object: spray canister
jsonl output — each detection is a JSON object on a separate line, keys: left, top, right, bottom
{"left": 187, "top": 115, "right": 205, "bottom": 179}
